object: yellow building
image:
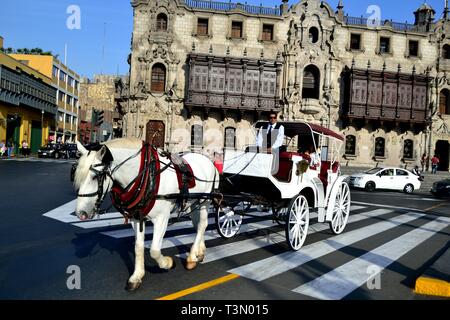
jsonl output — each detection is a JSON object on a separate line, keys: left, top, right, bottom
{"left": 0, "top": 51, "right": 57, "bottom": 154}
{"left": 10, "top": 54, "right": 80, "bottom": 143}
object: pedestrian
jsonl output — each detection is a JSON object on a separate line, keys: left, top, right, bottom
{"left": 7, "top": 139, "right": 14, "bottom": 158}
{"left": 421, "top": 153, "right": 428, "bottom": 172}
{"left": 0, "top": 140, "right": 6, "bottom": 157}
{"left": 431, "top": 155, "right": 440, "bottom": 174}
{"left": 412, "top": 165, "right": 421, "bottom": 176}
{"left": 21, "top": 140, "right": 30, "bottom": 158}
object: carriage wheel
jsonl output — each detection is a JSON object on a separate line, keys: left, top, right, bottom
{"left": 215, "top": 205, "right": 243, "bottom": 239}
{"left": 329, "top": 182, "right": 351, "bottom": 235}
{"left": 285, "top": 195, "right": 310, "bottom": 251}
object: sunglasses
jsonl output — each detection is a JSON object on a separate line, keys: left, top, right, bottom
{"left": 269, "top": 116, "right": 277, "bottom": 119}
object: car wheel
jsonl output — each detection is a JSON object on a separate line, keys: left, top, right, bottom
{"left": 404, "top": 184, "right": 414, "bottom": 194}
{"left": 365, "top": 181, "right": 376, "bottom": 192}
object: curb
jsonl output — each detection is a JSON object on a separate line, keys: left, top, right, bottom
{"left": 415, "top": 277, "right": 450, "bottom": 297}
{"left": 414, "top": 247, "right": 450, "bottom": 298}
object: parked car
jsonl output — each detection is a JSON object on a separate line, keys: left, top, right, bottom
{"left": 57, "top": 143, "right": 79, "bottom": 159}
{"left": 430, "top": 179, "right": 450, "bottom": 198}
{"left": 37, "top": 144, "right": 61, "bottom": 158}
{"left": 349, "top": 167, "right": 421, "bottom": 194}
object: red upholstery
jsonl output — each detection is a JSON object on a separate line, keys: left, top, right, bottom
{"left": 279, "top": 152, "right": 302, "bottom": 160}
{"left": 319, "top": 161, "right": 340, "bottom": 187}
{"left": 276, "top": 152, "right": 310, "bottom": 182}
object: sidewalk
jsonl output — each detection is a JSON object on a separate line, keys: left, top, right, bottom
{"left": 415, "top": 246, "right": 450, "bottom": 297}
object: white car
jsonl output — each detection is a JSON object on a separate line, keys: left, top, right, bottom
{"left": 349, "top": 167, "right": 422, "bottom": 194}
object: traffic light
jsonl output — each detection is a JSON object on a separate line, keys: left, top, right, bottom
{"left": 96, "top": 110, "right": 104, "bottom": 126}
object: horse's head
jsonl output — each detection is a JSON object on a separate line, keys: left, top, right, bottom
{"left": 74, "top": 141, "right": 114, "bottom": 221}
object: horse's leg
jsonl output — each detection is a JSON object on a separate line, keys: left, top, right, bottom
{"left": 197, "top": 201, "right": 211, "bottom": 262}
{"left": 150, "top": 211, "right": 174, "bottom": 270}
{"left": 186, "top": 201, "right": 209, "bottom": 270}
{"left": 126, "top": 219, "right": 146, "bottom": 291}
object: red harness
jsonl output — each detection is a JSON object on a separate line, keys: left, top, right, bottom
{"left": 111, "top": 144, "right": 161, "bottom": 219}
{"left": 174, "top": 158, "right": 196, "bottom": 190}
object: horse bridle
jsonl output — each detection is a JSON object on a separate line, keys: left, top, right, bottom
{"left": 77, "top": 163, "right": 113, "bottom": 215}
{"left": 76, "top": 145, "right": 147, "bottom": 216}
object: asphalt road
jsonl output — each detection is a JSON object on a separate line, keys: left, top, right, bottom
{"left": 0, "top": 159, "right": 449, "bottom": 301}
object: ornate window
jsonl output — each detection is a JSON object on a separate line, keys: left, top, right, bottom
{"left": 197, "top": 18, "right": 209, "bottom": 36}
{"left": 379, "top": 37, "right": 390, "bottom": 54}
{"left": 228, "top": 69, "right": 242, "bottom": 94}
{"left": 309, "top": 27, "right": 319, "bottom": 43}
{"left": 345, "top": 135, "right": 356, "bottom": 156}
{"left": 409, "top": 40, "right": 419, "bottom": 57}
{"left": 440, "top": 89, "right": 450, "bottom": 115}
{"left": 225, "top": 127, "right": 236, "bottom": 149}
{"left": 403, "top": 139, "right": 414, "bottom": 159}
{"left": 443, "top": 44, "right": 450, "bottom": 59}
{"left": 231, "top": 21, "right": 243, "bottom": 38}
{"left": 191, "top": 125, "right": 203, "bottom": 147}
{"left": 261, "top": 72, "right": 276, "bottom": 96}
{"left": 193, "top": 66, "right": 209, "bottom": 91}
{"left": 375, "top": 137, "right": 385, "bottom": 157}
{"left": 302, "top": 65, "right": 320, "bottom": 99}
{"left": 151, "top": 64, "right": 166, "bottom": 92}
{"left": 262, "top": 24, "right": 274, "bottom": 41}
{"left": 350, "top": 33, "right": 361, "bottom": 50}
{"left": 156, "top": 13, "right": 168, "bottom": 32}
{"left": 245, "top": 70, "right": 260, "bottom": 95}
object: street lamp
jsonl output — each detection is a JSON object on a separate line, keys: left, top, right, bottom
{"left": 41, "top": 110, "right": 45, "bottom": 146}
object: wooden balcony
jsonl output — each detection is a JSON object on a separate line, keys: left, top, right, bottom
{"left": 342, "top": 67, "right": 430, "bottom": 126}
{"left": 185, "top": 53, "right": 283, "bottom": 118}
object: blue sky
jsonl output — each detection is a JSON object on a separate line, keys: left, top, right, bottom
{"left": 0, "top": 0, "right": 445, "bottom": 78}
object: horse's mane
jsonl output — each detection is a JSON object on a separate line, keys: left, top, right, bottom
{"left": 74, "top": 137, "right": 143, "bottom": 189}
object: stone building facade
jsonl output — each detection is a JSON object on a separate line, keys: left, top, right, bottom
{"left": 79, "top": 75, "right": 126, "bottom": 143}
{"left": 117, "top": 0, "right": 450, "bottom": 171}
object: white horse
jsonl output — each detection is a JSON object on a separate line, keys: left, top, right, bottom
{"left": 74, "top": 138, "right": 219, "bottom": 291}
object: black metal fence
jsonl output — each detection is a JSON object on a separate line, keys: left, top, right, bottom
{"left": 344, "top": 15, "right": 419, "bottom": 32}
{"left": 181, "top": 0, "right": 281, "bottom": 16}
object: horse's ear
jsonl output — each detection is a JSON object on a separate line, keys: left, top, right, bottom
{"left": 76, "top": 141, "right": 88, "bottom": 156}
{"left": 97, "top": 145, "right": 114, "bottom": 164}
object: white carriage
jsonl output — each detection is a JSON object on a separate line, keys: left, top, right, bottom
{"left": 216, "top": 121, "right": 351, "bottom": 251}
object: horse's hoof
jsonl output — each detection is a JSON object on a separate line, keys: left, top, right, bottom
{"left": 186, "top": 261, "right": 198, "bottom": 270}
{"left": 126, "top": 281, "right": 142, "bottom": 292}
{"left": 197, "top": 254, "right": 205, "bottom": 263}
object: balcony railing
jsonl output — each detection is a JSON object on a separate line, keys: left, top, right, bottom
{"left": 344, "top": 15, "right": 422, "bottom": 32}
{"left": 181, "top": 0, "right": 281, "bottom": 16}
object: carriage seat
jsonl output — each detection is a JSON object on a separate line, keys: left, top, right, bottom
{"left": 319, "top": 161, "right": 340, "bottom": 187}
{"left": 274, "top": 152, "right": 305, "bottom": 182}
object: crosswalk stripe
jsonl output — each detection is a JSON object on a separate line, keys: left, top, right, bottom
{"left": 72, "top": 217, "right": 126, "bottom": 229}
{"left": 177, "top": 208, "right": 392, "bottom": 263}
{"left": 146, "top": 220, "right": 277, "bottom": 250}
{"left": 43, "top": 200, "right": 78, "bottom": 223}
{"left": 102, "top": 212, "right": 273, "bottom": 239}
{"left": 228, "top": 211, "right": 424, "bottom": 281}
{"left": 293, "top": 216, "right": 450, "bottom": 300}
{"left": 41, "top": 198, "right": 367, "bottom": 233}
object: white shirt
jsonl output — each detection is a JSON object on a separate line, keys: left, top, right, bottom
{"left": 256, "top": 123, "right": 285, "bottom": 149}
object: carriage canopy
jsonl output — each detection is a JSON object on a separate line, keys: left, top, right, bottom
{"left": 255, "top": 121, "right": 344, "bottom": 141}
